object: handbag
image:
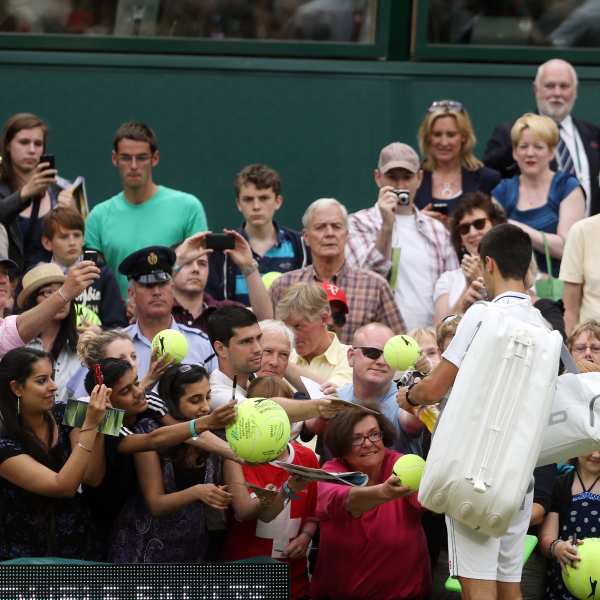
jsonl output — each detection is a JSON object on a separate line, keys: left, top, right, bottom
{"left": 535, "top": 231, "right": 563, "bottom": 302}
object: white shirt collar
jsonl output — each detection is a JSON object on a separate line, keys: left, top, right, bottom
{"left": 492, "top": 291, "right": 530, "bottom": 305}
{"left": 558, "top": 114, "right": 574, "bottom": 136}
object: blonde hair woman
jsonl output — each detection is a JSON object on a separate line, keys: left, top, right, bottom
{"left": 414, "top": 100, "right": 501, "bottom": 217}
{"left": 491, "top": 113, "right": 585, "bottom": 277}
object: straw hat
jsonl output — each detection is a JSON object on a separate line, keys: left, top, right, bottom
{"left": 18, "top": 263, "right": 67, "bottom": 309}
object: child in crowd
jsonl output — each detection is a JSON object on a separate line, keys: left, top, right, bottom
{"left": 108, "top": 364, "right": 232, "bottom": 563}
{"left": 222, "top": 376, "right": 318, "bottom": 600}
{"left": 409, "top": 326, "right": 442, "bottom": 370}
{"left": 206, "top": 164, "right": 310, "bottom": 305}
{"left": 38, "top": 207, "right": 127, "bottom": 330}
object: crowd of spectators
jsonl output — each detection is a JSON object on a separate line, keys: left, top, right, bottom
{"left": 1, "top": 56, "right": 600, "bottom": 600}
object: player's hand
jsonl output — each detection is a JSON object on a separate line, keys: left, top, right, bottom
{"left": 174, "top": 232, "right": 213, "bottom": 268}
{"left": 281, "top": 533, "right": 311, "bottom": 559}
{"left": 194, "top": 484, "right": 233, "bottom": 510}
{"left": 380, "top": 474, "right": 416, "bottom": 501}
{"left": 203, "top": 399, "right": 238, "bottom": 430}
{"left": 461, "top": 254, "right": 481, "bottom": 285}
{"left": 555, "top": 539, "right": 583, "bottom": 576}
{"left": 460, "top": 277, "right": 486, "bottom": 312}
{"left": 316, "top": 398, "right": 352, "bottom": 419}
{"left": 414, "top": 352, "right": 433, "bottom": 375}
{"left": 377, "top": 186, "right": 398, "bottom": 227}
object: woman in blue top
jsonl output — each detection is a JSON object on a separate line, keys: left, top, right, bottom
{"left": 491, "top": 113, "right": 584, "bottom": 277}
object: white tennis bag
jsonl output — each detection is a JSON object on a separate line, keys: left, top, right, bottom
{"left": 537, "top": 372, "right": 600, "bottom": 467}
{"left": 418, "top": 300, "right": 562, "bottom": 538}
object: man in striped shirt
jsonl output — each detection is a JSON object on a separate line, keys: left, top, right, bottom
{"left": 345, "top": 143, "right": 458, "bottom": 330}
{"left": 269, "top": 198, "right": 406, "bottom": 345}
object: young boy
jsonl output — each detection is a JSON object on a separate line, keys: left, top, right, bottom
{"left": 435, "top": 314, "right": 463, "bottom": 354}
{"left": 206, "top": 164, "right": 311, "bottom": 305}
{"left": 40, "top": 207, "right": 127, "bottom": 330}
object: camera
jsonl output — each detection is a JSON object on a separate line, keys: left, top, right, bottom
{"left": 392, "top": 189, "right": 410, "bottom": 205}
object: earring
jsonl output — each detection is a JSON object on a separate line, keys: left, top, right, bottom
{"left": 16, "top": 396, "right": 20, "bottom": 416}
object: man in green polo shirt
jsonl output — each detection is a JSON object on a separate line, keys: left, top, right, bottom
{"left": 84, "top": 121, "right": 208, "bottom": 299}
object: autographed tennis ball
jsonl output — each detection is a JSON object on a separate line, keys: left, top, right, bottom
{"left": 392, "top": 454, "right": 426, "bottom": 490}
{"left": 74, "top": 303, "right": 102, "bottom": 327}
{"left": 226, "top": 398, "right": 291, "bottom": 463}
{"left": 262, "top": 271, "right": 282, "bottom": 290}
{"left": 383, "top": 335, "right": 420, "bottom": 371}
{"left": 563, "top": 538, "right": 600, "bottom": 600}
{"left": 152, "top": 329, "right": 188, "bottom": 364}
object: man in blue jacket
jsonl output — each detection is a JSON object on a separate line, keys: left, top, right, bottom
{"left": 205, "top": 164, "right": 310, "bottom": 305}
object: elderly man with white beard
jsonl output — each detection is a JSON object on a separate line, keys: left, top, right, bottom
{"left": 483, "top": 58, "right": 600, "bottom": 217}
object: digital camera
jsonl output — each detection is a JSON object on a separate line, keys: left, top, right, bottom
{"left": 393, "top": 189, "right": 410, "bottom": 205}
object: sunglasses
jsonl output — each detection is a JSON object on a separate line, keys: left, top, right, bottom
{"left": 441, "top": 313, "right": 463, "bottom": 323}
{"left": 455, "top": 218, "right": 489, "bottom": 236}
{"left": 427, "top": 101, "right": 464, "bottom": 113}
{"left": 353, "top": 346, "right": 385, "bottom": 360}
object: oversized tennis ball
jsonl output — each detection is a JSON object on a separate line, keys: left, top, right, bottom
{"left": 563, "top": 538, "right": 600, "bottom": 600}
{"left": 262, "top": 271, "right": 282, "bottom": 290}
{"left": 392, "top": 454, "right": 426, "bottom": 490}
{"left": 74, "top": 303, "right": 102, "bottom": 327}
{"left": 152, "top": 329, "right": 188, "bottom": 364}
{"left": 383, "top": 335, "right": 420, "bottom": 371}
{"left": 225, "top": 397, "right": 291, "bottom": 463}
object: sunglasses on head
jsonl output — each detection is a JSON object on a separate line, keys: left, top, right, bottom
{"left": 353, "top": 346, "right": 385, "bottom": 360}
{"left": 427, "top": 101, "right": 464, "bottom": 113}
{"left": 441, "top": 313, "right": 464, "bottom": 323}
{"left": 455, "top": 218, "right": 489, "bottom": 236}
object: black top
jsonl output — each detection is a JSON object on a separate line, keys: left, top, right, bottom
{"left": 534, "top": 298, "right": 566, "bottom": 341}
{"left": 413, "top": 166, "right": 501, "bottom": 215}
{"left": 0, "top": 404, "right": 104, "bottom": 561}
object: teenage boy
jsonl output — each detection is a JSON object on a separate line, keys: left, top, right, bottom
{"left": 84, "top": 121, "right": 208, "bottom": 298}
{"left": 205, "top": 164, "right": 310, "bottom": 305}
{"left": 38, "top": 207, "right": 127, "bottom": 330}
{"left": 397, "top": 224, "right": 548, "bottom": 600}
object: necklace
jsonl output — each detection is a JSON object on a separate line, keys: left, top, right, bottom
{"left": 432, "top": 168, "right": 461, "bottom": 198}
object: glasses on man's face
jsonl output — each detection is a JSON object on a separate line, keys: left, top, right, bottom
{"left": 572, "top": 345, "right": 600, "bottom": 354}
{"left": 441, "top": 313, "right": 464, "bottom": 323}
{"left": 353, "top": 346, "right": 385, "bottom": 361}
{"left": 117, "top": 154, "right": 152, "bottom": 165}
{"left": 427, "top": 101, "right": 464, "bottom": 113}
{"left": 350, "top": 430, "right": 384, "bottom": 446}
{"left": 455, "top": 218, "right": 490, "bottom": 236}
{"left": 37, "top": 288, "right": 58, "bottom": 299}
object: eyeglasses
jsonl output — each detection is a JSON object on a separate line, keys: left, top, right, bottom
{"left": 455, "top": 218, "right": 490, "bottom": 236}
{"left": 117, "top": 154, "right": 152, "bottom": 164}
{"left": 37, "top": 288, "right": 58, "bottom": 299}
{"left": 572, "top": 345, "right": 600, "bottom": 354}
{"left": 441, "top": 313, "right": 463, "bottom": 323}
{"left": 427, "top": 101, "right": 464, "bottom": 113}
{"left": 353, "top": 346, "right": 385, "bottom": 360}
{"left": 350, "top": 430, "right": 384, "bottom": 446}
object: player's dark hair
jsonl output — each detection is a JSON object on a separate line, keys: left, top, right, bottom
{"left": 84, "top": 357, "right": 133, "bottom": 395}
{"left": 208, "top": 305, "right": 258, "bottom": 348}
{"left": 477, "top": 223, "right": 532, "bottom": 282}
{"left": 113, "top": 121, "right": 157, "bottom": 154}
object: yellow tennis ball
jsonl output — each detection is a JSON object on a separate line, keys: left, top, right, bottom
{"left": 383, "top": 335, "right": 420, "bottom": 371}
{"left": 152, "top": 329, "right": 188, "bottom": 365}
{"left": 392, "top": 454, "right": 426, "bottom": 490}
{"left": 563, "top": 538, "right": 600, "bottom": 600}
{"left": 262, "top": 271, "right": 282, "bottom": 290}
{"left": 225, "top": 397, "right": 291, "bottom": 463}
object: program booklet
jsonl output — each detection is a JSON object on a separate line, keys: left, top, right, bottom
{"left": 272, "top": 462, "right": 368, "bottom": 487}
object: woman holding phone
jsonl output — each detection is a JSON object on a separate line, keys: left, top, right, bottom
{"left": 0, "top": 347, "right": 110, "bottom": 561}
{"left": 0, "top": 113, "right": 77, "bottom": 273}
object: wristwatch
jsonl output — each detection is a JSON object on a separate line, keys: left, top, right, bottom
{"left": 405, "top": 383, "right": 419, "bottom": 407}
{"left": 241, "top": 259, "right": 259, "bottom": 277}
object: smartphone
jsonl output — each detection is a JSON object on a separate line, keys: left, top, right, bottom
{"left": 83, "top": 250, "right": 98, "bottom": 264}
{"left": 432, "top": 203, "right": 449, "bottom": 216}
{"left": 39, "top": 154, "right": 55, "bottom": 172}
{"left": 205, "top": 233, "right": 235, "bottom": 250}
{"left": 94, "top": 364, "right": 104, "bottom": 387}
